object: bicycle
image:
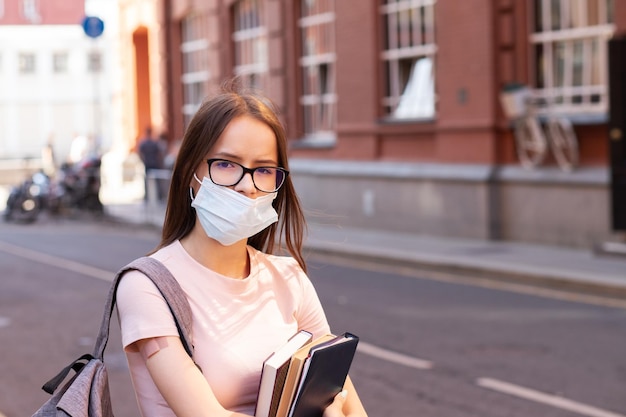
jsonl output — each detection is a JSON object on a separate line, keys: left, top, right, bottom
{"left": 500, "top": 85, "right": 579, "bottom": 172}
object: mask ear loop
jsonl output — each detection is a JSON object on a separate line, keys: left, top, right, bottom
{"left": 189, "top": 173, "right": 203, "bottom": 201}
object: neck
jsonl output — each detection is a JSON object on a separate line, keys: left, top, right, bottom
{"left": 180, "top": 225, "right": 250, "bottom": 279}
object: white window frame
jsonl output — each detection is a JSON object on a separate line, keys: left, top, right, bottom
{"left": 380, "top": 0, "right": 437, "bottom": 120}
{"left": 298, "top": 0, "right": 337, "bottom": 142}
{"left": 18, "top": 52, "right": 36, "bottom": 74}
{"left": 232, "top": 0, "right": 268, "bottom": 90}
{"left": 53, "top": 52, "right": 69, "bottom": 74}
{"left": 181, "top": 14, "right": 210, "bottom": 128}
{"left": 530, "top": 0, "right": 615, "bottom": 117}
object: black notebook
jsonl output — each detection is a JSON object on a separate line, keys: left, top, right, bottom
{"left": 286, "top": 333, "right": 359, "bottom": 417}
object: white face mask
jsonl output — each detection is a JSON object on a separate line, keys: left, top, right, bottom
{"left": 190, "top": 174, "right": 278, "bottom": 246}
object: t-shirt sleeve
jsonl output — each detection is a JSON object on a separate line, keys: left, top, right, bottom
{"left": 116, "top": 269, "right": 180, "bottom": 350}
{"left": 295, "top": 269, "right": 331, "bottom": 338}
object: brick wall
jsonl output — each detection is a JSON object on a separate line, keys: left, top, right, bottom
{"left": 0, "top": 0, "right": 84, "bottom": 25}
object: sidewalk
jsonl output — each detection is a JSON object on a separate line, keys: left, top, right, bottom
{"left": 104, "top": 199, "right": 626, "bottom": 300}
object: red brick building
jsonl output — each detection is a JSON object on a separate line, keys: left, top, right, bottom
{"left": 0, "top": 0, "right": 84, "bottom": 25}
{"left": 127, "top": 0, "right": 626, "bottom": 248}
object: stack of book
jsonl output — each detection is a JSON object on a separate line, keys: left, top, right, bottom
{"left": 254, "top": 331, "right": 359, "bottom": 417}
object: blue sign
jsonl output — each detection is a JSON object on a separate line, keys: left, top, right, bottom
{"left": 82, "top": 16, "right": 105, "bottom": 39}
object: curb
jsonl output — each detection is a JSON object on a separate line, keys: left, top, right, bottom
{"left": 304, "top": 239, "right": 626, "bottom": 301}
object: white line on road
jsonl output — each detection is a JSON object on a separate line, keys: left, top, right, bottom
{"left": 0, "top": 241, "right": 113, "bottom": 282}
{"left": 358, "top": 341, "right": 433, "bottom": 370}
{"left": 477, "top": 378, "right": 626, "bottom": 417}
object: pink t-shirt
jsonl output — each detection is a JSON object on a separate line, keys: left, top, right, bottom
{"left": 116, "top": 241, "right": 330, "bottom": 417}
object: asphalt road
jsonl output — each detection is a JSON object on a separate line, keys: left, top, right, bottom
{"left": 1, "top": 218, "right": 625, "bottom": 417}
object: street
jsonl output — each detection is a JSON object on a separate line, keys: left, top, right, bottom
{"left": 1, "top": 219, "right": 625, "bottom": 417}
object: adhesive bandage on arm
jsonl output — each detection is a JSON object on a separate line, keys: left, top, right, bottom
{"left": 139, "top": 337, "right": 170, "bottom": 361}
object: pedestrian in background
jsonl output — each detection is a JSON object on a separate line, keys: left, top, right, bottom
{"left": 41, "top": 135, "right": 57, "bottom": 177}
{"left": 115, "top": 81, "right": 369, "bottom": 417}
{"left": 138, "top": 126, "right": 164, "bottom": 201}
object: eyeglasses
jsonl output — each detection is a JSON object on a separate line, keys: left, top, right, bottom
{"left": 206, "top": 159, "right": 289, "bottom": 193}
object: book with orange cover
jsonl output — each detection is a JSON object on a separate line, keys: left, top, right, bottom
{"left": 274, "top": 334, "right": 335, "bottom": 417}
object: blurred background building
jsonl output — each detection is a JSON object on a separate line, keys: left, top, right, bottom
{"left": 0, "top": 0, "right": 120, "bottom": 166}
{"left": 2, "top": 0, "right": 625, "bottom": 251}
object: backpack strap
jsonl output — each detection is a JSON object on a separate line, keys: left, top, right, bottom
{"left": 92, "top": 256, "right": 195, "bottom": 361}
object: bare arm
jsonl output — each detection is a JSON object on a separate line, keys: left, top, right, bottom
{"left": 134, "top": 336, "right": 249, "bottom": 417}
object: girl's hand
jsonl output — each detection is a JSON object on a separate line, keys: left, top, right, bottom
{"left": 323, "top": 390, "right": 348, "bottom": 417}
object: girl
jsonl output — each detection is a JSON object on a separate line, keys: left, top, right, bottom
{"left": 116, "top": 82, "right": 368, "bottom": 417}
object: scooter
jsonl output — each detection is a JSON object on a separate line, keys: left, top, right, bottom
{"left": 56, "top": 157, "right": 103, "bottom": 213}
{"left": 4, "top": 156, "right": 103, "bottom": 223}
{"left": 3, "top": 171, "right": 50, "bottom": 223}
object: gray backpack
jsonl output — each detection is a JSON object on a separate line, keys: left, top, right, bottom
{"left": 32, "top": 257, "right": 195, "bottom": 417}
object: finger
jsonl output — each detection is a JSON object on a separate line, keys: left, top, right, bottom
{"left": 323, "top": 390, "right": 348, "bottom": 417}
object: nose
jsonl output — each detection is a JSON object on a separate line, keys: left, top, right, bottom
{"left": 233, "top": 172, "right": 257, "bottom": 197}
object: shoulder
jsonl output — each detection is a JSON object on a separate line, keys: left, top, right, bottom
{"left": 116, "top": 268, "right": 161, "bottom": 302}
{"left": 253, "top": 249, "right": 303, "bottom": 274}
{"left": 116, "top": 252, "right": 179, "bottom": 316}
{"left": 116, "top": 247, "right": 178, "bottom": 300}
{"left": 262, "top": 251, "right": 301, "bottom": 268}
{"left": 250, "top": 248, "right": 313, "bottom": 289}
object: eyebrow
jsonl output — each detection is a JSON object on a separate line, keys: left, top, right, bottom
{"left": 211, "top": 152, "right": 279, "bottom": 166}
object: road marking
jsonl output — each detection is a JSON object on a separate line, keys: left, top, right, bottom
{"left": 358, "top": 341, "right": 432, "bottom": 370}
{"left": 0, "top": 241, "right": 112, "bottom": 282}
{"left": 477, "top": 378, "right": 626, "bottom": 417}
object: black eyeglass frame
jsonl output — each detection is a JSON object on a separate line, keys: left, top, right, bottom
{"left": 206, "top": 158, "right": 289, "bottom": 193}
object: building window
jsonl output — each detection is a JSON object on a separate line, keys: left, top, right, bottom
{"left": 380, "top": 0, "right": 436, "bottom": 119}
{"left": 181, "top": 13, "right": 209, "bottom": 128}
{"left": 53, "top": 52, "right": 69, "bottom": 74}
{"left": 88, "top": 51, "right": 102, "bottom": 73}
{"left": 19, "top": 53, "right": 36, "bottom": 74}
{"left": 531, "top": 0, "right": 615, "bottom": 116}
{"left": 232, "top": 0, "right": 267, "bottom": 90}
{"left": 298, "top": 0, "right": 337, "bottom": 142}
{"left": 21, "top": 0, "right": 41, "bottom": 23}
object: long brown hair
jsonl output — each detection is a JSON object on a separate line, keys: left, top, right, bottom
{"left": 159, "top": 81, "right": 308, "bottom": 271}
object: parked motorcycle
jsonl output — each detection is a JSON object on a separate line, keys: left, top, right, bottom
{"left": 57, "top": 156, "right": 103, "bottom": 213}
{"left": 3, "top": 156, "right": 103, "bottom": 223}
{"left": 3, "top": 171, "right": 50, "bottom": 223}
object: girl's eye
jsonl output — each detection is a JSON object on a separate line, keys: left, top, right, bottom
{"left": 256, "top": 167, "right": 273, "bottom": 175}
{"left": 216, "top": 161, "right": 234, "bottom": 169}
